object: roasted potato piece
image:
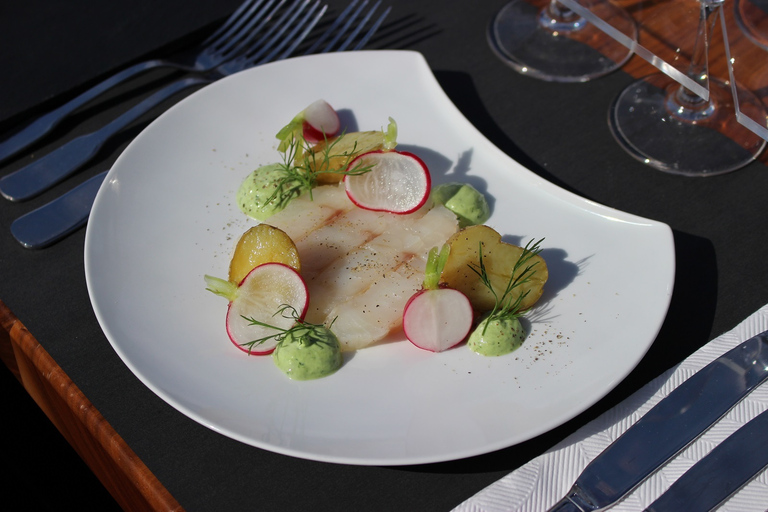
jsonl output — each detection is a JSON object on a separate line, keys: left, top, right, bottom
{"left": 229, "top": 224, "right": 301, "bottom": 284}
{"left": 302, "top": 130, "right": 387, "bottom": 184}
{"left": 440, "top": 225, "right": 547, "bottom": 312}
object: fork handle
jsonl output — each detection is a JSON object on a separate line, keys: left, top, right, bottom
{"left": 0, "top": 58, "right": 168, "bottom": 165}
{"left": 0, "top": 77, "right": 208, "bottom": 202}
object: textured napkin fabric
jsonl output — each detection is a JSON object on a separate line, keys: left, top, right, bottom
{"left": 454, "top": 304, "right": 768, "bottom": 512}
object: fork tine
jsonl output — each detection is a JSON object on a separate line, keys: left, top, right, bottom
{"left": 225, "top": 0, "right": 295, "bottom": 60}
{"left": 351, "top": 5, "right": 389, "bottom": 50}
{"left": 236, "top": 0, "right": 313, "bottom": 63}
{"left": 336, "top": 1, "right": 386, "bottom": 51}
{"left": 302, "top": 0, "right": 360, "bottom": 55}
{"left": 214, "top": 0, "right": 284, "bottom": 55}
{"left": 320, "top": 0, "right": 370, "bottom": 52}
{"left": 201, "top": 0, "right": 267, "bottom": 46}
{"left": 259, "top": 2, "right": 328, "bottom": 64}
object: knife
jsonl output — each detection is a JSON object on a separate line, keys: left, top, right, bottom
{"left": 10, "top": 170, "right": 106, "bottom": 249}
{"left": 548, "top": 330, "right": 768, "bottom": 512}
{"left": 645, "top": 408, "right": 768, "bottom": 512}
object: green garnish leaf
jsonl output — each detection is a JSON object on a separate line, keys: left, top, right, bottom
{"left": 204, "top": 275, "right": 238, "bottom": 301}
{"left": 423, "top": 244, "right": 450, "bottom": 290}
{"left": 275, "top": 112, "right": 305, "bottom": 153}
{"left": 383, "top": 117, "right": 398, "bottom": 150}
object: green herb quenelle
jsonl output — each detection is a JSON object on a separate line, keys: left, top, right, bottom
{"left": 236, "top": 162, "right": 304, "bottom": 221}
{"left": 271, "top": 323, "right": 343, "bottom": 380}
{"left": 466, "top": 238, "right": 544, "bottom": 356}
{"left": 241, "top": 305, "right": 343, "bottom": 380}
{"left": 431, "top": 182, "right": 491, "bottom": 228}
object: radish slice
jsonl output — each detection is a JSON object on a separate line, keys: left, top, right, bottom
{"left": 302, "top": 99, "right": 340, "bottom": 143}
{"left": 205, "top": 263, "right": 309, "bottom": 355}
{"left": 403, "top": 288, "right": 474, "bottom": 352}
{"left": 402, "top": 244, "right": 474, "bottom": 352}
{"left": 344, "top": 150, "right": 431, "bottom": 214}
{"left": 275, "top": 99, "right": 340, "bottom": 151}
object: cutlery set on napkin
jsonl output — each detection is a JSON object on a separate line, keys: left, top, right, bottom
{"left": 1, "top": 0, "right": 389, "bottom": 249}
{"left": 455, "top": 305, "right": 768, "bottom": 512}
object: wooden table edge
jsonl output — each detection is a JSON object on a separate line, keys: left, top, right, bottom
{"left": 0, "top": 299, "right": 184, "bottom": 512}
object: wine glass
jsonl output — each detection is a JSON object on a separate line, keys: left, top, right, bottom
{"left": 607, "top": 0, "right": 766, "bottom": 176}
{"left": 727, "top": 0, "right": 768, "bottom": 140}
{"left": 487, "top": 0, "right": 637, "bottom": 82}
{"left": 734, "top": 0, "right": 768, "bottom": 50}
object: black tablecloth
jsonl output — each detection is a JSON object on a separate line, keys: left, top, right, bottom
{"left": 2, "top": 0, "right": 767, "bottom": 510}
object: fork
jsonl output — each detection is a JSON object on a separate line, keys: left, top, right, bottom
{"left": 0, "top": 0, "right": 327, "bottom": 203}
{"left": 0, "top": 0, "right": 283, "bottom": 165}
{"left": 10, "top": 0, "right": 391, "bottom": 249}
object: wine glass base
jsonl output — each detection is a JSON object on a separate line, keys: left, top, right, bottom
{"left": 488, "top": 0, "right": 635, "bottom": 82}
{"left": 609, "top": 74, "right": 767, "bottom": 176}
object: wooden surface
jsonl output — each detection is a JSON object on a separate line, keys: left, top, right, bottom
{"left": 0, "top": 300, "right": 183, "bottom": 511}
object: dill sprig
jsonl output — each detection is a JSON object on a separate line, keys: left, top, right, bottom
{"left": 263, "top": 132, "right": 373, "bottom": 206}
{"left": 469, "top": 238, "right": 544, "bottom": 332}
{"left": 240, "top": 304, "right": 336, "bottom": 353}
{"left": 303, "top": 130, "right": 374, "bottom": 181}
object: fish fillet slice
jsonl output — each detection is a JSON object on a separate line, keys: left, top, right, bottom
{"left": 296, "top": 206, "right": 404, "bottom": 279}
{"left": 372, "top": 205, "right": 460, "bottom": 266}
{"left": 327, "top": 262, "right": 424, "bottom": 351}
{"left": 317, "top": 206, "right": 458, "bottom": 351}
{"left": 266, "top": 185, "right": 459, "bottom": 351}
{"left": 266, "top": 184, "right": 353, "bottom": 241}
{"left": 304, "top": 204, "right": 444, "bottom": 322}
{"left": 304, "top": 244, "right": 402, "bottom": 323}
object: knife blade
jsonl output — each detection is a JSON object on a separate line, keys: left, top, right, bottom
{"left": 645, "top": 408, "right": 768, "bottom": 512}
{"left": 548, "top": 330, "right": 768, "bottom": 512}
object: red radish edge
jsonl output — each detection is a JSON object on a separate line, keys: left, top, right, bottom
{"left": 225, "top": 262, "right": 309, "bottom": 355}
{"left": 403, "top": 287, "right": 474, "bottom": 352}
{"left": 302, "top": 100, "right": 340, "bottom": 143}
{"left": 344, "top": 150, "right": 431, "bottom": 215}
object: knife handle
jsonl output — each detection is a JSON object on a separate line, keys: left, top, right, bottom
{"left": 11, "top": 170, "right": 107, "bottom": 249}
{"left": 548, "top": 499, "right": 583, "bottom": 512}
{"left": 548, "top": 488, "right": 597, "bottom": 512}
{"left": 0, "top": 59, "right": 167, "bottom": 165}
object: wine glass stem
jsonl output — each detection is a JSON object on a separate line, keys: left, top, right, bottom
{"left": 541, "top": 0, "right": 585, "bottom": 31}
{"left": 691, "top": 1, "right": 719, "bottom": 89}
{"left": 670, "top": 0, "right": 723, "bottom": 115}
{"left": 547, "top": 0, "right": 575, "bottom": 20}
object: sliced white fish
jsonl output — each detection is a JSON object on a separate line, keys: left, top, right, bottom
{"left": 304, "top": 244, "right": 401, "bottom": 324}
{"left": 326, "top": 261, "right": 424, "bottom": 351}
{"left": 265, "top": 185, "right": 459, "bottom": 350}
{"left": 267, "top": 184, "right": 352, "bottom": 241}
{"left": 296, "top": 206, "right": 405, "bottom": 278}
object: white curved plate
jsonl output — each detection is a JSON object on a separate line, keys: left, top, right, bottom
{"left": 85, "top": 50, "right": 674, "bottom": 465}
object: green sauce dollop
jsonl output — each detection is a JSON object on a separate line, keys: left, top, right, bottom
{"left": 272, "top": 326, "right": 343, "bottom": 380}
{"left": 467, "top": 315, "right": 526, "bottom": 356}
{"left": 431, "top": 182, "right": 490, "bottom": 228}
{"left": 236, "top": 163, "right": 304, "bottom": 221}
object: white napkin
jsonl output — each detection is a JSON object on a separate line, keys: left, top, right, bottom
{"left": 453, "top": 304, "right": 768, "bottom": 512}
